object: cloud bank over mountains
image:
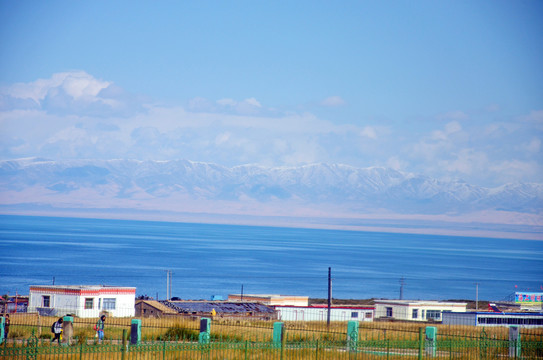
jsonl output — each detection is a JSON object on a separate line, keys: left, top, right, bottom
{"left": 1, "top": 71, "right": 542, "bottom": 189}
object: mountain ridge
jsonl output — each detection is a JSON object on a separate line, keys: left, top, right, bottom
{"left": 1, "top": 158, "right": 541, "bottom": 217}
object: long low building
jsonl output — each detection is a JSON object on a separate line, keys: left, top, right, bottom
{"left": 228, "top": 294, "right": 309, "bottom": 306}
{"left": 442, "top": 312, "right": 543, "bottom": 328}
{"left": 275, "top": 305, "right": 374, "bottom": 322}
{"left": 374, "top": 300, "right": 467, "bottom": 322}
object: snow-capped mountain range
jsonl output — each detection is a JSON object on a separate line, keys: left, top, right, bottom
{"left": 1, "top": 158, "right": 541, "bottom": 218}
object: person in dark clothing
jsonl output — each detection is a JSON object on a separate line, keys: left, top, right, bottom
{"left": 51, "top": 318, "right": 63, "bottom": 345}
{"left": 3, "top": 314, "right": 9, "bottom": 340}
{"left": 95, "top": 315, "right": 106, "bottom": 343}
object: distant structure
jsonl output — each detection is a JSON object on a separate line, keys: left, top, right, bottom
{"left": 28, "top": 285, "right": 136, "bottom": 318}
{"left": 515, "top": 292, "right": 543, "bottom": 311}
{"left": 374, "top": 300, "right": 467, "bottom": 322}
{"left": 135, "top": 299, "right": 179, "bottom": 318}
{"left": 442, "top": 312, "right": 543, "bottom": 328}
{"left": 275, "top": 304, "right": 374, "bottom": 322}
{"left": 228, "top": 294, "right": 308, "bottom": 307}
{"left": 0, "top": 295, "right": 28, "bottom": 314}
{"left": 162, "top": 300, "right": 277, "bottom": 320}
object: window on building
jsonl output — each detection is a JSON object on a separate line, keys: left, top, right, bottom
{"left": 85, "top": 298, "right": 94, "bottom": 309}
{"left": 42, "top": 295, "right": 50, "bottom": 307}
{"left": 412, "top": 309, "right": 418, "bottom": 319}
{"left": 365, "top": 312, "right": 372, "bottom": 319}
{"left": 386, "top": 307, "right": 393, "bottom": 317}
{"left": 351, "top": 312, "right": 359, "bottom": 318}
{"left": 103, "top": 298, "right": 116, "bottom": 310}
{"left": 426, "top": 310, "right": 441, "bottom": 320}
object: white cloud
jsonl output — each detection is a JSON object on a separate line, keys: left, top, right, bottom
{"left": 489, "top": 160, "right": 541, "bottom": 183}
{"left": 360, "top": 126, "right": 377, "bottom": 139}
{"left": 215, "top": 132, "right": 231, "bottom": 145}
{"left": 216, "top": 98, "right": 236, "bottom": 106}
{"left": 321, "top": 96, "right": 346, "bottom": 107}
{"left": 1, "top": 72, "right": 541, "bottom": 187}
{"left": 244, "top": 98, "right": 261, "bottom": 108}
{"left": 523, "top": 138, "right": 541, "bottom": 153}
{"left": 437, "top": 110, "right": 469, "bottom": 121}
{"left": 521, "top": 110, "right": 543, "bottom": 130}
{"left": 6, "top": 71, "right": 110, "bottom": 104}
{"left": 386, "top": 156, "right": 406, "bottom": 171}
{"left": 445, "top": 121, "right": 462, "bottom": 134}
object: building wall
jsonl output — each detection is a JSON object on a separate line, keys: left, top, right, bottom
{"left": 375, "top": 301, "right": 467, "bottom": 322}
{"left": 276, "top": 306, "right": 374, "bottom": 322}
{"left": 28, "top": 286, "right": 136, "bottom": 318}
{"left": 228, "top": 294, "right": 309, "bottom": 307}
{"left": 443, "top": 312, "right": 543, "bottom": 328}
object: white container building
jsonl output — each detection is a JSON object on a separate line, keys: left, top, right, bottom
{"left": 442, "top": 312, "right": 543, "bottom": 328}
{"left": 374, "top": 300, "right": 467, "bottom": 322}
{"left": 28, "top": 285, "right": 136, "bottom": 318}
{"left": 275, "top": 305, "right": 374, "bottom": 322}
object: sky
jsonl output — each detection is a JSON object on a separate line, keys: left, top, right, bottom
{"left": 0, "top": 1, "right": 542, "bottom": 188}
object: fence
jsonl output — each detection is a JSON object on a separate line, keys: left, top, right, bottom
{"left": 1, "top": 313, "right": 542, "bottom": 359}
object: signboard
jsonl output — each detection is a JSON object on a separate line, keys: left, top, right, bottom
{"left": 515, "top": 292, "right": 543, "bottom": 304}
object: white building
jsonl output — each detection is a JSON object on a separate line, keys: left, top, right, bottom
{"left": 228, "top": 294, "right": 309, "bottom": 307}
{"left": 442, "top": 312, "right": 543, "bottom": 328}
{"left": 28, "top": 285, "right": 136, "bottom": 318}
{"left": 275, "top": 305, "right": 374, "bottom": 322}
{"left": 374, "top": 300, "right": 467, "bottom": 322}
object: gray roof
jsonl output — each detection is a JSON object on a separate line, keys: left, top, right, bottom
{"left": 161, "top": 301, "right": 275, "bottom": 314}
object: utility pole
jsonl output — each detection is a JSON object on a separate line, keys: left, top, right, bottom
{"left": 165, "top": 270, "right": 173, "bottom": 300}
{"left": 327, "top": 267, "right": 332, "bottom": 328}
{"left": 475, "top": 283, "right": 479, "bottom": 311}
{"left": 399, "top": 277, "right": 405, "bottom": 300}
{"left": 241, "top": 284, "right": 244, "bottom": 301}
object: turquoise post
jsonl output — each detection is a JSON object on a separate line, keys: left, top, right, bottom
{"left": 425, "top": 326, "right": 437, "bottom": 357}
{"left": 130, "top": 319, "right": 141, "bottom": 345}
{"left": 273, "top": 322, "right": 284, "bottom": 349}
{"left": 347, "top": 320, "right": 359, "bottom": 352}
{"left": 198, "top": 317, "right": 211, "bottom": 344}
{"left": 62, "top": 316, "right": 74, "bottom": 346}
{"left": 0, "top": 316, "right": 4, "bottom": 344}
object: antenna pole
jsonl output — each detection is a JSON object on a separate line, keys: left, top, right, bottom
{"left": 475, "top": 283, "right": 479, "bottom": 311}
{"left": 327, "top": 267, "right": 332, "bottom": 328}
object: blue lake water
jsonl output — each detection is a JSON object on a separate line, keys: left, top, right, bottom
{"left": 0, "top": 215, "right": 541, "bottom": 301}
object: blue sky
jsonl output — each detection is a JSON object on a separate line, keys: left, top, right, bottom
{"left": 1, "top": 0, "right": 542, "bottom": 187}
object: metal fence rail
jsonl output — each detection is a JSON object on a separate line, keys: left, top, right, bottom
{"left": 2, "top": 335, "right": 543, "bottom": 360}
{"left": 2, "top": 313, "right": 542, "bottom": 359}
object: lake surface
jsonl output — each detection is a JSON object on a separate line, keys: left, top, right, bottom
{"left": 0, "top": 215, "right": 541, "bottom": 301}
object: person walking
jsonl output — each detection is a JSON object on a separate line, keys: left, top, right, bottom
{"left": 95, "top": 315, "right": 106, "bottom": 343}
{"left": 51, "top": 318, "right": 63, "bottom": 345}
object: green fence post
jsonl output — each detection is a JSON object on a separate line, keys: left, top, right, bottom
{"left": 273, "top": 322, "right": 284, "bottom": 349}
{"left": 79, "top": 340, "right": 84, "bottom": 360}
{"left": 425, "top": 326, "right": 437, "bottom": 357}
{"left": 121, "top": 329, "right": 127, "bottom": 360}
{"left": 418, "top": 327, "right": 424, "bottom": 360}
{"left": 347, "top": 321, "right": 359, "bottom": 353}
{"left": 244, "top": 340, "right": 248, "bottom": 360}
